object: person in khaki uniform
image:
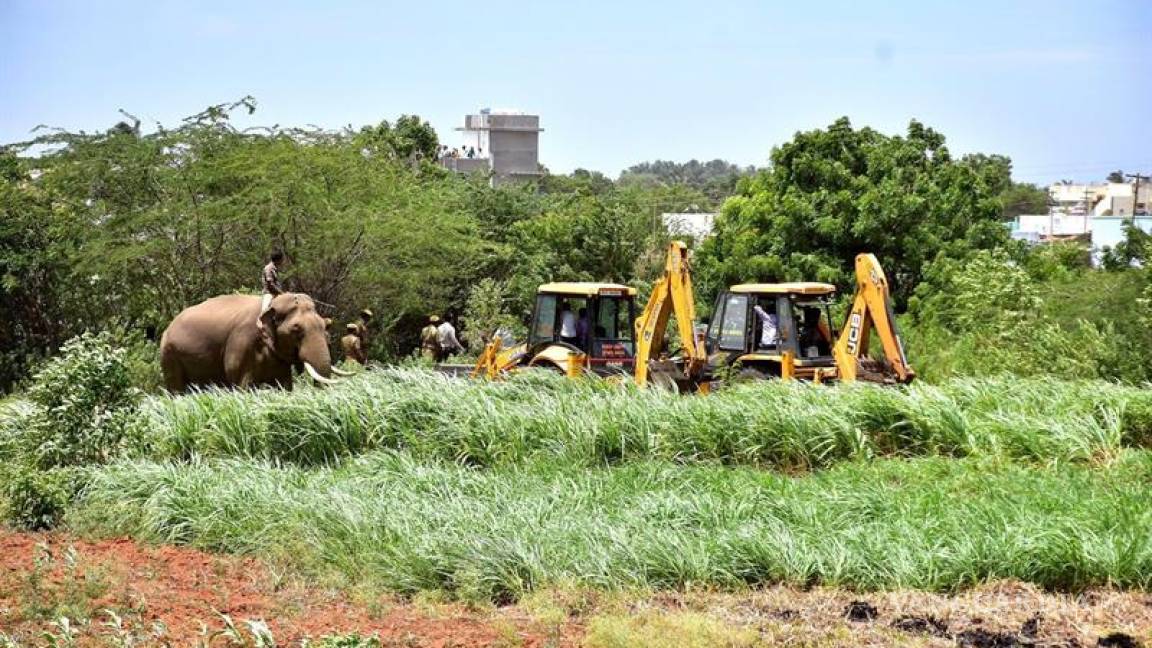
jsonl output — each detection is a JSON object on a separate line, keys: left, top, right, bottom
{"left": 341, "top": 323, "right": 367, "bottom": 365}
{"left": 256, "top": 251, "right": 286, "bottom": 337}
{"left": 420, "top": 315, "right": 441, "bottom": 361}
{"left": 355, "top": 309, "right": 374, "bottom": 347}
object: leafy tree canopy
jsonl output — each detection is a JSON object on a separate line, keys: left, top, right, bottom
{"left": 695, "top": 117, "right": 1012, "bottom": 306}
{"left": 618, "top": 159, "right": 754, "bottom": 207}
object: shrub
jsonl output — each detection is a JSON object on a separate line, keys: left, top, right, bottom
{"left": 115, "top": 328, "right": 164, "bottom": 393}
{"left": 308, "top": 634, "right": 382, "bottom": 648}
{"left": 908, "top": 251, "right": 1124, "bottom": 382}
{"left": 21, "top": 331, "right": 141, "bottom": 469}
{"left": 3, "top": 466, "right": 78, "bottom": 530}
{"left": 461, "top": 278, "right": 522, "bottom": 350}
{"left": 1, "top": 332, "right": 142, "bottom": 528}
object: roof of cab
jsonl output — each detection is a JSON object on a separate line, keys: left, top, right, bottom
{"left": 537, "top": 282, "right": 637, "bottom": 297}
{"left": 728, "top": 282, "right": 837, "bottom": 295}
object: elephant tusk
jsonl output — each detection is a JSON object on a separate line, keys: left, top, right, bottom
{"left": 303, "top": 362, "right": 340, "bottom": 385}
{"left": 330, "top": 366, "right": 357, "bottom": 377}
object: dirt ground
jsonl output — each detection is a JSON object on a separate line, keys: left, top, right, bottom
{"left": 0, "top": 531, "right": 577, "bottom": 647}
{"left": 1, "top": 530, "right": 1150, "bottom": 647}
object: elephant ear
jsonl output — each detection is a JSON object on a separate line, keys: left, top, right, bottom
{"left": 260, "top": 302, "right": 281, "bottom": 331}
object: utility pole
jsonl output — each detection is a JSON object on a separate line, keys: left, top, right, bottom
{"left": 1082, "top": 186, "right": 1093, "bottom": 234}
{"left": 1126, "top": 173, "right": 1151, "bottom": 220}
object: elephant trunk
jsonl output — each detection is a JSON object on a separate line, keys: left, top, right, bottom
{"left": 299, "top": 336, "right": 337, "bottom": 385}
{"left": 304, "top": 362, "right": 339, "bottom": 385}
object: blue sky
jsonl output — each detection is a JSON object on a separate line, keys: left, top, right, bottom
{"left": 2, "top": 0, "right": 1150, "bottom": 184}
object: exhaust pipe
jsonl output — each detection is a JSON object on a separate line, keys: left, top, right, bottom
{"left": 303, "top": 361, "right": 340, "bottom": 385}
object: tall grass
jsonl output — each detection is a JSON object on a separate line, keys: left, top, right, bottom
{"left": 133, "top": 369, "right": 1152, "bottom": 469}
{"left": 71, "top": 451, "right": 1152, "bottom": 601}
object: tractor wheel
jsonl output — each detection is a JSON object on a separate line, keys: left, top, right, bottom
{"left": 733, "top": 367, "right": 769, "bottom": 383}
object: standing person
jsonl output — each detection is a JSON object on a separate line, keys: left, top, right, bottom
{"left": 355, "top": 309, "right": 374, "bottom": 349}
{"left": 798, "top": 307, "right": 830, "bottom": 357}
{"left": 575, "top": 308, "right": 590, "bottom": 344}
{"left": 559, "top": 301, "right": 578, "bottom": 345}
{"left": 341, "top": 323, "right": 367, "bottom": 365}
{"left": 437, "top": 314, "right": 465, "bottom": 362}
{"left": 753, "top": 303, "right": 779, "bottom": 349}
{"left": 257, "top": 250, "right": 286, "bottom": 335}
{"left": 420, "top": 315, "right": 441, "bottom": 361}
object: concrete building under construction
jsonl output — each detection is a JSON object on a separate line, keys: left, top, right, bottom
{"left": 441, "top": 109, "right": 543, "bottom": 186}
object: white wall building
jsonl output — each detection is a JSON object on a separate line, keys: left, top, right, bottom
{"left": 662, "top": 212, "right": 716, "bottom": 241}
{"left": 1047, "top": 181, "right": 1151, "bottom": 219}
{"left": 1048, "top": 182, "right": 1105, "bottom": 216}
{"left": 1013, "top": 213, "right": 1091, "bottom": 237}
{"left": 1092, "top": 182, "right": 1152, "bottom": 217}
{"left": 1091, "top": 216, "right": 1152, "bottom": 258}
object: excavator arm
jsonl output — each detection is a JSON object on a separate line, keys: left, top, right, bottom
{"left": 832, "top": 254, "right": 915, "bottom": 384}
{"left": 633, "top": 241, "right": 706, "bottom": 387}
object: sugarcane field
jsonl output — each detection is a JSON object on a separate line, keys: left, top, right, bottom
{"left": 3, "top": 2, "right": 1152, "bottom": 646}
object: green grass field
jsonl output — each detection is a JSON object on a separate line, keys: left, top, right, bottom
{"left": 6, "top": 368, "right": 1152, "bottom": 603}
{"left": 71, "top": 452, "right": 1152, "bottom": 601}
{"left": 134, "top": 369, "right": 1152, "bottom": 469}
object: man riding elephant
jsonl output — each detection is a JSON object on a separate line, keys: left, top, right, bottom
{"left": 161, "top": 292, "right": 343, "bottom": 392}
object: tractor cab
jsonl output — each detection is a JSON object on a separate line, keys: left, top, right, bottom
{"left": 521, "top": 283, "right": 638, "bottom": 376}
{"left": 704, "top": 282, "right": 839, "bottom": 380}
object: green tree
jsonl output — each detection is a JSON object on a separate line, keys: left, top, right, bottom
{"left": 999, "top": 182, "right": 1050, "bottom": 217}
{"left": 907, "top": 250, "right": 1116, "bottom": 381}
{"left": 696, "top": 118, "right": 1010, "bottom": 306}
{"left": 618, "top": 159, "right": 754, "bottom": 207}
{"left": 1, "top": 99, "right": 483, "bottom": 374}
{"left": 1101, "top": 222, "right": 1152, "bottom": 270}
{"left": 354, "top": 114, "right": 439, "bottom": 162}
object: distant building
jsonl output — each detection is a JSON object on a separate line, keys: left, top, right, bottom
{"left": 441, "top": 109, "right": 543, "bottom": 186}
{"left": 1011, "top": 213, "right": 1091, "bottom": 238}
{"left": 1047, "top": 181, "right": 1151, "bottom": 218}
{"left": 662, "top": 212, "right": 716, "bottom": 241}
{"left": 1047, "top": 182, "right": 1105, "bottom": 216}
{"left": 1092, "top": 216, "right": 1152, "bottom": 257}
{"left": 1091, "top": 182, "right": 1152, "bottom": 217}
{"left": 1028, "top": 179, "right": 1152, "bottom": 262}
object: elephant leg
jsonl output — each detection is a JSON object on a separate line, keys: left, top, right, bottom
{"left": 274, "top": 372, "right": 293, "bottom": 391}
{"left": 226, "top": 346, "right": 256, "bottom": 389}
{"left": 161, "top": 353, "right": 187, "bottom": 394}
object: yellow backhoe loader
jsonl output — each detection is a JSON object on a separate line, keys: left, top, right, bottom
{"left": 470, "top": 282, "right": 638, "bottom": 379}
{"left": 634, "top": 241, "right": 915, "bottom": 392}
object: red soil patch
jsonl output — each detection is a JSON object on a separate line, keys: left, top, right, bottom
{"left": 0, "top": 530, "right": 578, "bottom": 646}
{"left": 5, "top": 529, "right": 1151, "bottom": 647}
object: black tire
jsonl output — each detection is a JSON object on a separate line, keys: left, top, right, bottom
{"left": 733, "top": 367, "right": 769, "bottom": 383}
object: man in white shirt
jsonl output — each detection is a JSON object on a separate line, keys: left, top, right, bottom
{"left": 559, "top": 301, "right": 578, "bottom": 345}
{"left": 753, "top": 304, "right": 779, "bottom": 349}
{"left": 437, "top": 316, "right": 465, "bottom": 361}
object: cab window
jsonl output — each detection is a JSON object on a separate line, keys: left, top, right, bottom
{"left": 718, "top": 294, "right": 749, "bottom": 351}
{"left": 705, "top": 294, "right": 725, "bottom": 350}
{"left": 530, "top": 295, "right": 558, "bottom": 345}
{"left": 592, "top": 296, "right": 634, "bottom": 358}
{"left": 794, "top": 300, "right": 833, "bottom": 358}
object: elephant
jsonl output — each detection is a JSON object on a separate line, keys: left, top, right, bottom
{"left": 160, "top": 292, "right": 342, "bottom": 393}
